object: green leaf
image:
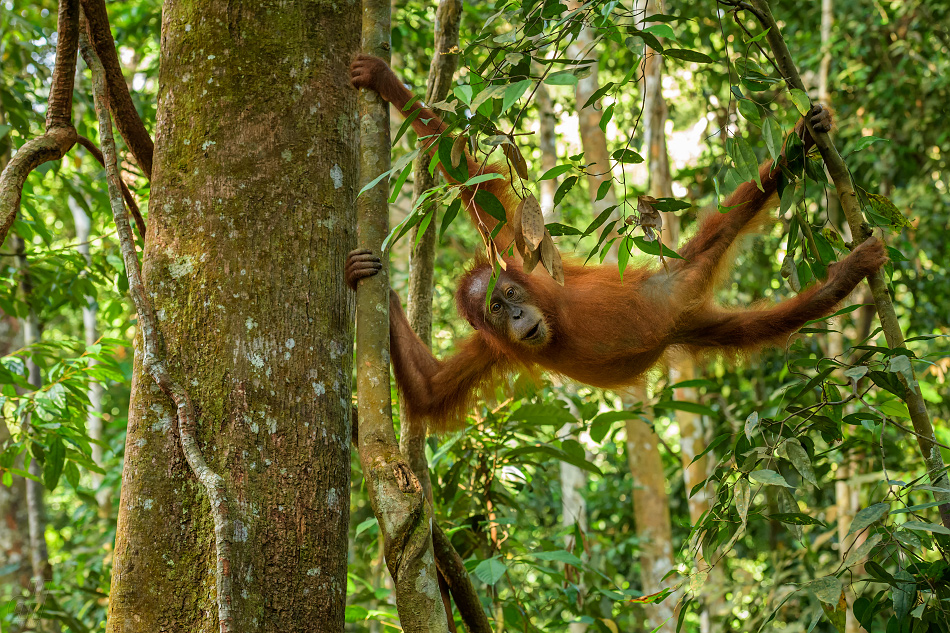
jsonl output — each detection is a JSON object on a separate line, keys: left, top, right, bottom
{"left": 893, "top": 529, "right": 921, "bottom": 549}
{"left": 589, "top": 411, "right": 636, "bottom": 444}
{"left": 544, "top": 71, "right": 578, "bottom": 86}
{"left": 554, "top": 176, "right": 578, "bottom": 207}
{"left": 355, "top": 517, "right": 378, "bottom": 537}
{"left": 902, "top": 520, "right": 950, "bottom": 535}
{"left": 653, "top": 400, "right": 716, "bottom": 416}
{"left": 733, "top": 136, "right": 763, "bottom": 191}
{"left": 582, "top": 205, "right": 617, "bottom": 237}
{"left": 474, "top": 557, "right": 508, "bottom": 585}
{"left": 784, "top": 438, "right": 818, "bottom": 486}
{"left": 545, "top": 222, "right": 582, "bottom": 236}
{"left": 735, "top": 478, "right": 751, "bottom": 525}
{"left": 502, "top": 80, "right": 531, "bottom": 114}
{"left": 611, "top": 148, "right": 643, "bottom": 164}
{"left": 769, "top": 512, "right": 826, "bottom": 526}
{"left": 663, "top": 48, "right": 713, "bottom": 64}
{"left": 847, "top": 503, "right": 890, "bottom": 536}
{"left": 540, "top": 164, "right": 573, "bottom": 181}
{"left": 529, "top": 550, "right": 583, "bottom": 566}
{"left": 788, "top": 88, "right": 810, "bottom": 116}
{"left": 843, "top": 533, "right": 882, "bottom": 568}
{"left": 744, "top": 411, "right": 759, "bottom": 439}
{"left": 738, "top": 99, "right": 761, "bottom": 124}
{"left": 750, "top": 469, "right": 795, "bottom": 489}
{"left": 642, "top": 24, "right": 676, "bottom": 40}
{"left": 439, "top": 198, "right": 462, "bottom": 242}
{"left": 892, "top": 569, "right": 916, "bottom": 621}
{"left": 631, "top": 236, "right": 684, "bottom": 259}
{"left": 865, "top": 192, "right": 911, "bottom": 233}
{"left": 747, "top": 26, "right": 771, "bottom": 43}
{"left": 344, "top": 605, "right": 370, "bottom": 623}
{"left": 508, "top": 402, "right": 575, "bottom": 426}
{"left": 878, "top": 400, "right": 910, "bottom": 419}
{"left": 473, "top": 190, "right": 506, "bottom": 222}
{"left": 0, "top": 124, "right": 11, "bottom": 140}
{"left": 809, "top": 575, "right": 842, "bottom": 604}
{"left": 890, "top": 500, "right": 946, "bottom": 515}
{"left": 454, "top": 85, "right": 473, "bottom": 106}
{"left": 689, "top": 432, "right": 731, "bottom": 467}
{"left": 762, "top": 119, "right": 782, "bottom": 163}
{"left": 846, "top": 136, "right": 888, "bottom": 155}
{"left": 43, "top": 437, "right": 65, "bottom": 491}
{"left": 582, "top": 82, "right": 615, "bottom": 110}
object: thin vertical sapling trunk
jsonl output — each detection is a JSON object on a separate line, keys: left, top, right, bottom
{"left": 734, "top": 0, "right": 950, "bottom": 529}
{"left": 354, "top": 0, "right": 449, "bottom": 630}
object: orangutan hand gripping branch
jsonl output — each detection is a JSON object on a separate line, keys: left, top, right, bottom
{"left": 348, "top": 56, "right": 887, "bottom": 434}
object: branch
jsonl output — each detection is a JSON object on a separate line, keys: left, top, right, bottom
{"left": 432, "top": 523, "right": 493, "bottom": 633}
{"left": 748, "top": 0, "right": 950, "bottom": 529}
{"left": 0, "top": 0, "right": 80, "bottom": 247}
{"left": 80, "top": 0, "right": 154, "bottom": 179}
{"left": 80, "top": 24, "right": 235, "bottom": 633}
{"left": 76, "top": 135, "right": 146, "bottom": 239}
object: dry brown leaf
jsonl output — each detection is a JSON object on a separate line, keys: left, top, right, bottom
{"left": 478, "top": 222, "right": 507, "bottom": 271}
{"left": 503, "top": 140, "right": 529, "bottom": 180}
{"left": 540, "top": 233, "right": 564, "bottom": 285}
{"left": 512, "top": 197, "right": 527, "bottom": 256}
{"left": 451, "top": 134, "right": 468, "bottom": 169}
{"left": 523, "top": 244, "right": 541, "bottom": 274}
{"left": 637, "top": 195, "right": 662, "bottom": 242}
{"left": 520, "top": 194, "right": 545, "bottom": 250}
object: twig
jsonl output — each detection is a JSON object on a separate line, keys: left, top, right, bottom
{"left": 80, "top": 0, "right": 154, "bottom": 179}
{"left": 0, "top": 0, "right": 80, "bottom": 246}
{"left": 79, "top": 22, "right": 235, "bottom": 633}
{"left": 76, "top": 135, "right": 146, "bottom": 238}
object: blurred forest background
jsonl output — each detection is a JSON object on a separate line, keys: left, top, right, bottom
{"left": 1, "top": 0, "right": 948, "bottom": 631}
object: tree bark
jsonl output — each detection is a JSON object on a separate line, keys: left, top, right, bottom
{"left": 626, "top": 392, "right": 676, "bottom": 633}
{"left": 401, "top": 0, "right": 463, "bottom": 505}
{"left": 355, "top": 0, "right": 449, "bottom": 630}
{"left": 565, "top": 16, "right": 618, "bottom": 214}
{"left": 104, "top": 1, "right": 358, "bottom": 630}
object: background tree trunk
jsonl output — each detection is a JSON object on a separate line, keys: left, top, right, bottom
{"left": 68, "top": 198, "right": 110, "bottom": 515}
{"left": 105, "top": 2, "right": 358, "bottom": 630}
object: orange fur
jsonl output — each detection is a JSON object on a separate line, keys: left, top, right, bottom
{"left": 351, "top": 56, "right": 886, "bottom": 434}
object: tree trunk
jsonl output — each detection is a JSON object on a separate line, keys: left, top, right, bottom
{"left": 68, "top": 198, "right": 110, "bottom": 515}
{"left": 565, "top": 18, "right": 617, "bottom": 214}
{"left": 355, "top": 1, "right": 448, "bottom": 630}
{"left": 535, "top": 80, "right": 558, "bottom": 220}
{"left": 401, "top": 0, "right": 462, "bottom": 505}
{"left": 14, "top": 237, "right": 51, "bottom": 626}
{"left": 0, "top": 108, "right": 31, "bottom": 610}
{"left": 105, "top": 2, "right": 358, "bottom": 630}
{"left": 626, "top": 390, "right": 676, "bottom": 633}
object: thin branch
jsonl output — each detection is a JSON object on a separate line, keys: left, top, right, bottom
{"left": 80, "top": 0, "right": 154, "bottom": 179}
{"left": 79, "top": 23, "right": 235, "bottom": 633}
{"left": 76, "top": 135, "right": 146, "bottom": 238}
{"left": 0, "top": 0, "right": 80, "bottom": 247}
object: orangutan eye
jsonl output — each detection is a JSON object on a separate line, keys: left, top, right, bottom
{"left": 505, "top": 287, "right": 515, "bottom": 299}
{"left": 490, "top": 302, "right": 502, "bottom": 314}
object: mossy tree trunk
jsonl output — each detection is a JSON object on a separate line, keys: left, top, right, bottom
{"left": 105, "top": 1, "right": 359, "bottom": 630}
